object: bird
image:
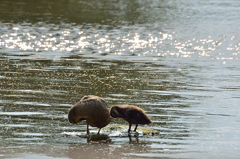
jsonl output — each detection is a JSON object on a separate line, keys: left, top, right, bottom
{"left": 110, "top": 105, "right": 152, "bottom": 133}
{"left": 68, "top": 95, "right": 111, "bottom": 135}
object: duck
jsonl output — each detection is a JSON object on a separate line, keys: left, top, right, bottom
{"left": 110, "top": 105, "right": 152, "bottom": 133}
{"left": 68, "top": 95, "right": 111, "bottom": 135}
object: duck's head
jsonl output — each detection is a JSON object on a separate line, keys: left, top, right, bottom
{"left": 68, "top": 106, "right": 82, "bottom": 124}
{"left": 109, "top": 105, "right": 122, "bottom": 118}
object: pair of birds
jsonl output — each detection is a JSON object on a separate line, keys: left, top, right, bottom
{"left": 68, "top": 95, "right": 152, "bottom": 134}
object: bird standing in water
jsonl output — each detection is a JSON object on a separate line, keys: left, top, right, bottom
{"left": 68, "top": 95, "right": 111, "bottom": 135}
{"left": 110, "top": 105, "right": 152, "bottom": 133}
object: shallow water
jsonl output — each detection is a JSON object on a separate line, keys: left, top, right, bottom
{"left": 1, "top": 0, "right": 240, "bottom": 158}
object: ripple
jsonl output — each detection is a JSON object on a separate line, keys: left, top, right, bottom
{"left": 13, "top": 102, "right": 51, "bottom": 107}
{"left": 1, "top": 124, "right": 32, "bottom": 127}
{"left": 0, "top": 22, "right": 239, "bottom": 62}
{"left": 0, "top": 112, "right": 46, "bottom": 115}
{"left": 15, "top": 132, "right": 50, "bottom": 137}
{"left": 1, "top": 1, "right": 240, "bottom": 158}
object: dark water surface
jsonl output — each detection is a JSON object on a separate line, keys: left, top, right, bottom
{"left": 1, "top": 0, "right": 240, "bottom": 158}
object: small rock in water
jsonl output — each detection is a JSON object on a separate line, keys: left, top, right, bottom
{"left": 99, "top": 125, "right": 159, "bottom": 136}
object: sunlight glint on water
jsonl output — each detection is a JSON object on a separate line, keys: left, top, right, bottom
{"left": 1, "top": 25, "right": 240, "bottom": 61}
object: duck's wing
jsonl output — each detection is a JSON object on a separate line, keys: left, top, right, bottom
{"left": 126, "top": 107, "right": 152, "bottom": 124}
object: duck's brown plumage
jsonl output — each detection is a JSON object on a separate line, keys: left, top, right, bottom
{"left": 68, "top": 95, "right": 110, "bottom": 134}
{"left": 110, "top": 105, "right": 152, "bottom": 132}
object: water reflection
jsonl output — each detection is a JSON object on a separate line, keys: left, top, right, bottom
{"left": 85, "top": 134, "right": 111, "bottom": 143}
{"left": 0, "top": 56, "right": 200, "bottom": 158}
{"left": 0, "top": 0, "right": 170, "bottom": 25}
{"left": 1, "top": 22, "right": 239, "bottom": 63}
{"left": 128, "top": 134, "right": 139, "bottom": 143}
{"left": 1, "top": 0, "right": 240, "bottom": 158}
{"left": 1, "top": 42, "right": 239, "bottom": 157}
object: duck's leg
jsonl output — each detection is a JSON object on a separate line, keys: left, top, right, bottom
{"left": 97, "top": 128, "right": 101, "bottom": 135}
{"left": 128, "top": 123, "right": 132, "bottom": 133}
{"left": 87, "top": 124, "right": 90, "bottom": 134}
{"left": 133, "top": 124, "right": 138, "bottom": 132}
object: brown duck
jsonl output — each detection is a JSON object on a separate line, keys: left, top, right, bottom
{"left": 110, "top": 105, "right": 152, "bottom": 133}
{"left": 68, "top": 95, "right": 111, "bottom": 134}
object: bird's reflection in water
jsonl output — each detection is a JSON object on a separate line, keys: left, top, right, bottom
{"left": 85, "top": 134, "right": 112, "bottom": 143}
{"left": 128, "top": 133, "right": 139, "bottom": 143}
{"left": 79, "top": 132, "right": 140, "bottom": 143}
{"left": 66, "top": 132, "right": 152, "bottom": 159}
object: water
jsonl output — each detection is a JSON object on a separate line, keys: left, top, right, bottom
{"left": 1, "top": 0, "right": 240, "bottom": 158}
